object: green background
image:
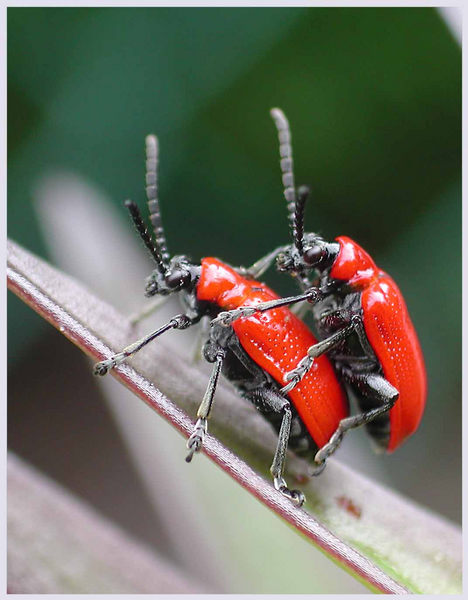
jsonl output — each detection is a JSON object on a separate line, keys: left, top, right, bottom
{"left": 8, "top": 7, "right": 461, "bottom": 593}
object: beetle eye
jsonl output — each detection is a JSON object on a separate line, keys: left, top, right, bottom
{"left": 303, "top": 246, "right": 324, "bottom": 266}
{"left": 166, "top": 270, "right": 190, "bottom": 289}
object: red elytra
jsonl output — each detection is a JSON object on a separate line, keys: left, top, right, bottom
{"left": 197, "top": 257, "right": 348, "bottom": 448}
{"left": 331, "top": 236, "right": 426, "bottom": 451}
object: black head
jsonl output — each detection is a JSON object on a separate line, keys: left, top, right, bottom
{"left": 144, "top": 255, "right": 200, "bottom": 297}
{"left": 277, "top": 232, "right": 339, "bottom": 275}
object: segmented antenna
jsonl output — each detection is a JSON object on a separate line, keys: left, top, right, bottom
{"left": 294, "top": 185, "right": 309, "bottom": 255}
{"left": 145, "top": 134, "right": 170, "bottom": 268}
{"left": 270, "top": 108, "right": 297, "bottom": 242}
{"left": 124, "top": 199, "right": 168, "bottom": 275}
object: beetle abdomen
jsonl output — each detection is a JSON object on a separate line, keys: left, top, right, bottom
{"left": 362, "top": 274, "right": 427, "bottom": 451}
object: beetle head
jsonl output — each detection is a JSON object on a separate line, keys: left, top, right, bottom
{"left": 277, "top": 233, "right": 338, "bottom": 275}
{"left": 145, "top": 255, "right": 200, "bottom": 297}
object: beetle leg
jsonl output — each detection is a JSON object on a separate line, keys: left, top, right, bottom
{"left": 350, "top": 314, "right": 379, "bottom": 363}
{"left": 186, "top": 347, "right": 226, "bottom": 462}
{"left": 248, "top": 388, "right": 305, "bottom": 506}
{"left": 314, "top": 374, "right": 399, "bottom": 465}
{"left": 272, "top": 403, "right": 305, "bottom": 506}
{"left": 93, "top": 313, "right": 193, "bottom": 376}
{"left": 238, "top": 245, "right": 288, "bottom": 279}
{"left": 128, "top": 294, "right": 171, "bottom": 326}
{"left": 212, "top": 288, "right": 322, "bottom": 327}
{"left": 190, "top": 316, "right": 210, "bottom": 364}
{"left": 281, "top": 323, "right": 355, "bottom": 394}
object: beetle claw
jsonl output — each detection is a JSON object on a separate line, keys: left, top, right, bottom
{"left": 93, "top": 359, "right": 113, "bottom": 376}
{"left": 185, "top": 418, "right": 207, "bottom": 462}
{"left": 274, "top": 476, "right": 305, "bottom": 507}
{"left": 310, "top": 460, "right": 327, "bottom": 477}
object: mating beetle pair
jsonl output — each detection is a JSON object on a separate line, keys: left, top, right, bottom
{"left": 94, "top": 109, "right": 426, "bottom": 506}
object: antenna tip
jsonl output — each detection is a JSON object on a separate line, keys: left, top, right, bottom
{"left": 298, "top": 185, "right": 311, "bottom": 197}
{"left": 124, "top": 198, "right": 134, "bottom": 208}
{"left": 145, "top": 134, "right": 159, "bottom": 155}
{"left": 270, "top": 107, "right": 288, "bottom": 123}
{"left": 145, "top": 133, "right": 158, "bottom": 144}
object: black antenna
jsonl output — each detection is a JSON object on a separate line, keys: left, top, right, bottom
{"left": 294, "top": 185, "right": 309, "bottom": 256}
{"left": 145, "top": 134, "right": 170, "bottom": 268}
{"left": 270, "top": 108, "right": 297, "bottom": 244}
{"left": 124, "top": 199, "right": 168, "bottom": 275}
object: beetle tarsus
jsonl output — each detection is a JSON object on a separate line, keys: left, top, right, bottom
{"left": 289, "top": 489, "right": 306, "bottom": 507}
{"left": 274, "top": 476, "right": 305, "bottom": 507}
{"left": 314, "top": 430, "right": 344, "bottom": 464}
{"left": 309, "top": 461, "right": 327, "bottom": 477}
{"left": 281, "top": 355, "right": 314, "bottom": 393}
{"left": 185, "top": 417, "right": 207, "bottom": 462}
{"left": 93, "top": 358, "right": 116, "bottom": 376}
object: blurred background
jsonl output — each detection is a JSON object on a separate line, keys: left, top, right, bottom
{"left": 8, "top": 6, "right": 461, "bottom": 594}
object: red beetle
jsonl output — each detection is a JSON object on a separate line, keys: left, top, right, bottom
{"left": 214, "top": 108, "right": 426, "bottom": 467}
{"left": 328, "top": 235, "right": 426, "bottom": 452}
{"left": 94, "top": 133, "right": 347, "bottom": 504}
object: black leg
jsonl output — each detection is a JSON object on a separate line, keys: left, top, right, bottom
{"left": 185, "top": 346, "right": 226, "bottom": 462}
{"left": 211, "top": 288, "right": 323, "bottom": 328}
{"left": 240, "top": 245, "right": 288, "bottom": 279}
{"left": 350, "top": 314, "right": 378, "bottom": 363}
{"left": 204, "top": 324, "right": 310, "bottom": 505}
{"left": 247, "top": 387, "right": 306, "bottom": 506}
{"left": 281, "top": 312, "right": 382, "bottom": 394}
{"left": 314, "top": 373, "right": 398, "bottom": 466}
{"left": 93, "top": 313, "right": 193, "bottom": 375}
{"left": 128, "top": 294, "right": 170, "bottom": 326}
{"left": 280, "top": 323, "right": 355, "bottom": 394}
